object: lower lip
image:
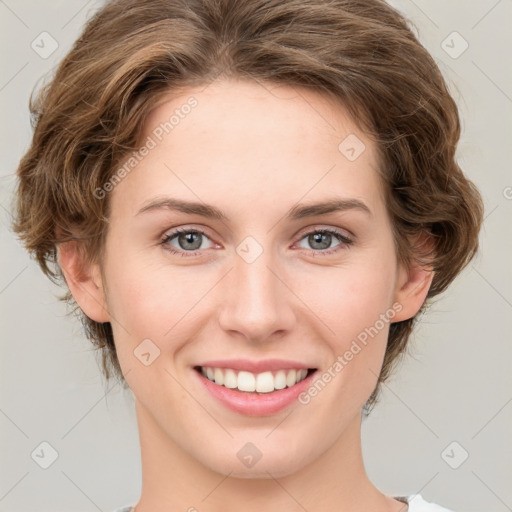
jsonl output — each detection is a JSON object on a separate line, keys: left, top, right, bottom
{"left": 194, "top": 368, "right": 317, "bottom": 417}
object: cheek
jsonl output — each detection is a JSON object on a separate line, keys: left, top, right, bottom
{"left": 297, "top": 249, "right": 397, "bottom": 343}
{"left": 101, "top": 248, "right": 219, "bottom": 371}
{"left": 296, "top": 280, "right": 395, "bottom": 417}
{"left": 294, "top": 247, "right": 397, "bottom": 397}
{"left": 105, "top": 265, "right": 184, "bottom": 337}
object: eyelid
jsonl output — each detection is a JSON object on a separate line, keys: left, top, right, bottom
{"left": 161, "top": 224, "right": 214, "bottom": 242}
{"left": 293, "top": 224, "right": 354, "bottom": 241}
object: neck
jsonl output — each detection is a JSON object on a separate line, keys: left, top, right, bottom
{"left": 132, "top": 399, "right": 401, "bottom": 512}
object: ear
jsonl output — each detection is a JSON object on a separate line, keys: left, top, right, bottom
{"left": 57, "top": 241, "right": 110, "bottom": 323}
{"left": 392, "top": 235, "right": 435, "bottom": 323}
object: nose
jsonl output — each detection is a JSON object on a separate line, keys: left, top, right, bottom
{"left": 217, "top": 246, "right": 296, "bottom": 344}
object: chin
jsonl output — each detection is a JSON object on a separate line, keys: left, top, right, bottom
{"left": 202, "top": 449, "right": 310, "bottom": 480}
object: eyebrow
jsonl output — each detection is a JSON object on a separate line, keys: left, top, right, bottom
{"left": 135, "top": 196, "right": 372, "bottom": 220}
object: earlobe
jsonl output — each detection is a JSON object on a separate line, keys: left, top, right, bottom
{"left": 392, "top": 260, "right": 434, "bottom": 323}
{"left": 58, "top": 241, "right": 110, "bottom": 323}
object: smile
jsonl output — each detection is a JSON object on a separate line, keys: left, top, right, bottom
{"left": 193, "top": 359, "right": 318, "bottom": 416}
{"left": 195, "top": 366, "right": 315, "bottom": 394}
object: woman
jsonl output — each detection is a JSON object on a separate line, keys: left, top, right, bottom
{"left": 12, "top": 0, "right": 483, "bottom": 510}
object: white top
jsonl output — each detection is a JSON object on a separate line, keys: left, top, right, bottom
{"left": 113, "top": 493, "right": 454, "bottom": 511}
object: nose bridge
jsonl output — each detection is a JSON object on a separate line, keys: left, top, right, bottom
{"left": 218, "top": 238, "right": 294, "bottom": 341}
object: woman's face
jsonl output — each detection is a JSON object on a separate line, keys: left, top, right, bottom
{"left": 83, "top": 78, "right": 423, "bottom": 478}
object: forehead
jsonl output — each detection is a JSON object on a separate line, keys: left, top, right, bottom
{"left": 144, "top": 78, "right": 369, "bottom": 158}
{"left": 110, "top": 78, "right": 385, "bottom": 221}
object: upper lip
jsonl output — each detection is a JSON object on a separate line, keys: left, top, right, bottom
{"left": 195, "top": 359, "right": 317, "bottom": 374}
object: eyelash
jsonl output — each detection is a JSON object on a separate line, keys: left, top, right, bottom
{"left": 160, "top": 227, "right": 353, "bottom": 257}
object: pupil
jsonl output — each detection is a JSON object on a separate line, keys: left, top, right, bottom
{"left": 180, "top": 232, "right": 201, "bottom": 250}
{"left": 311, "top": 232, "right": 330, "bottom": 250}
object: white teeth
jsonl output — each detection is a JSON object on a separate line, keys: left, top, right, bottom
{"left": 223, "top": 369, "right": 238, "bottom": 389}
{"left": 274, "top": 370, "right": 287, "bottom": 390}
{"left": 256, "top": 371, "right": 274, "bottom": 393}
{"left": 199, "top": 366, "right": 311, "bottom": 393}
{"left": 214, "top": 368, "right": 224, "bottom": 386}
{"left": 237, "top": 371, "right": 255, "bottom": 391}
{"left": 286, "top": 369, "right": 297, "bottom": 387}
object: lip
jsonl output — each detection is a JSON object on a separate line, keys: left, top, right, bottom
{"left": 195, "top": 358, "right": 313, "bottom": 374}
{"left": 193, "top": 365, "right": 317, "bottom": 417}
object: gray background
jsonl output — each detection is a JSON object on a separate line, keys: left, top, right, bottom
{"left": 0, "top": 1, "right": 511, "bottom": 511}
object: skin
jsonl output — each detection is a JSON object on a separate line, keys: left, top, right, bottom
{"left": 59, "top": 77, "right": 433, "bottom": 512}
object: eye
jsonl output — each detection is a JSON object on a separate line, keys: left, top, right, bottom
{"left": 161, "top": 227, "right": 353, "bottom": 257}
{"left": 161, "top": 228, "right": 215, "bottom": 256}
{"left": 295, "top": 228, "right": 353, "bottom": 256}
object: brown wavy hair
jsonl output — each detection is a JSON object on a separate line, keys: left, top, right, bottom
{"left": 11, "top": 0, "right": 484, "bottom": 412}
